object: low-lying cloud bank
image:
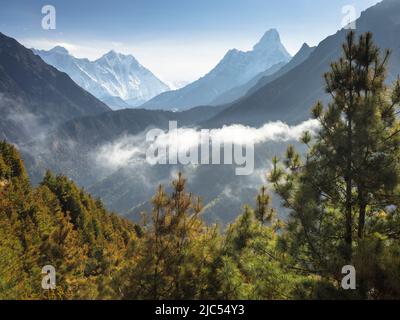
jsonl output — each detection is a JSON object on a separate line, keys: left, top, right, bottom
{"left": 88, "top": 119, "right": 320, "bottom": 218}
{"left": 94, "top": 119, "right": 320, "bottom": 171}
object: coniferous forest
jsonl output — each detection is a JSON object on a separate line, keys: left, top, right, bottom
{"left": 1, "top": 32, "right": 400, "bottom": 300}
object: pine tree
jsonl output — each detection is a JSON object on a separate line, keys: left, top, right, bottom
{"left": 116, "top": 173, "right": 215, "bottom": 299}
{"left": 255, "top": 186, "right": 276, "bottom": 224}
{"left": 269, "top": 32, "right": 400, "bottom": 298}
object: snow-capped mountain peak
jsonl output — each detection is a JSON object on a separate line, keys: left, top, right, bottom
{"left": 48, "top": 45, "right": 69, "bottom": 55}
{"left": 253, "top": 29, "right": 281, "bottom": 50}
{"left": 143, "top": 28, "right": 292, "bottom": 110}
{"left": 100, "top": 50, "right": 127, "bottom": 61}
{"left": 98, "top": 50, "right": 141, "bottom": 69}
{"left": 252, "top": 29, "right": 291, "bottom": 60}
{"left": 33, "top": 47, "right": 170, "bottom": 109}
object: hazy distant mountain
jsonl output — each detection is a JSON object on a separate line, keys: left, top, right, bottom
{"left": 101, "top": 96, "right": 132, "bottom": 110}
{"left": 246, "top": 43, "right": 316, "bottom": 96}
{"left": 33, "top": 47, "right": 170, "bottom": 109}
{"left": 142, "top": 29, "right": 291, "bottom": 111}
{"left": 0, "top": 32, "right": 110, "bottom": 144}
{"left": 210, "top": 43, "right": 315, "bottom": 106}
{"left": 205, "top": 0, "right": 400, "bottom": 127}
{"left": 209, "top": 61, "right": 286, "bottom": 106}
{"left": 166, "top": 80, "right": 190, "bottom": 90}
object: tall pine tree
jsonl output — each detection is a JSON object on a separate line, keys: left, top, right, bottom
{"left": 269, "top": 32, "right": 400, "bottom": 298}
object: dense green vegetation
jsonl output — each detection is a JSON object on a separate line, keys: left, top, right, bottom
{"left": 0, "top": 32, "right": 399, "bottom": 300}
{"left": 0, "top": 141, "right": 137, "bottom": 299}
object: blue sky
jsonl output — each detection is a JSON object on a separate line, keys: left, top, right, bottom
{"left": 0, "top": 0, "right": 381, "bottom": 84}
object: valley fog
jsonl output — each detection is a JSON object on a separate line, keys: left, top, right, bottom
{"left": 23, "top": 119, "right": 318, "bottom": 223}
